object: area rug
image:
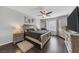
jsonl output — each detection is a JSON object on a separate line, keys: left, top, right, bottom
{"left": 17, "top": 40, "right": 34, "bottom": 53}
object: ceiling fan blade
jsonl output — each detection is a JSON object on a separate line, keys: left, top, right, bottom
{"left": 46, "top": 11, "right": 52, "bottom": 15}
{"left": 40, "top": 11, "right": 44, "bottom": 14}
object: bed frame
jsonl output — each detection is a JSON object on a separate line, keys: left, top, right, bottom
{"left": 25, "top": 31, "right": 51, "bottom": 49}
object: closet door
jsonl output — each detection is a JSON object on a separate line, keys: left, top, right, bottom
{"left": 46, "top": 19, "right": 57, "bottom": 35}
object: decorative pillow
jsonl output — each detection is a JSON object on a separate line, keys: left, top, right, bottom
{"left": 27, "top": 28, "right": 35, "bottom": 31}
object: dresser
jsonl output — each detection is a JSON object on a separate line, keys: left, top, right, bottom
{"left": 71, "top": 35, "right": 79, "bottom": 53}
{"left": 13, "top": 32, "right": 24, "bottom": 44}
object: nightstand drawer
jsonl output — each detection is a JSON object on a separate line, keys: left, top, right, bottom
{"left": 13, "top": 33, "right": 24, "bottom": 44}
{"left": 13, "top": 33, "right": 24, "bottom": 37}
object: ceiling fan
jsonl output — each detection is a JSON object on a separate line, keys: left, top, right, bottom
{"left": 38, "top": 10, "right": 53, "bottom": 17}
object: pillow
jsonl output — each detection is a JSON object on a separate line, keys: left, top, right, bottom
{"left": 27, "top": 28, "right": 35, "bottom": 32}
{"left": 41, "top": 28, "right": 47, "bottom": 30}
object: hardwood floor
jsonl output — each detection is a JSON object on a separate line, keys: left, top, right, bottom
{"left": 0, "top": 43, "right": 15, "bottom": 53}
{"left": 0, "top": 36, "right": 67, "bottom": 53}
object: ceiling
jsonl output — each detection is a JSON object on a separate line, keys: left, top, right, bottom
{"left": 6, "top": 6, "right": 76, "bottom": 19}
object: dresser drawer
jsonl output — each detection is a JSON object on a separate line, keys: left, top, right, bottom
{"left": 13, "top": 33, "right": 24, "bottom": 44}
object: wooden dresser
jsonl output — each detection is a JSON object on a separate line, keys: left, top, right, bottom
{"left": 13, "top": 32, "right": 24, "bottom": 44}
{"left": 71, "top": 35, "right": 79, "bottom": 53}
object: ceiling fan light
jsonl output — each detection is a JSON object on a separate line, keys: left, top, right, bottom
{"left": 43, "top": 15, "right": 46, "bottom": 18}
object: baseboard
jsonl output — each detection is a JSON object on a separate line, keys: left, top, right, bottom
{"left": 0, "top": 41, "right": 13, "bottom": 46}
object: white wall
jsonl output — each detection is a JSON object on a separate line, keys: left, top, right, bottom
{"left": 0, "top": 7, "right": 25, "bottom": 46}
{"left": 33, "top": 18, "right": 41, "bottom": 29}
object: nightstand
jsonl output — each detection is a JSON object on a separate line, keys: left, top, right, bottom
{"left": 13, "top": 32, "right": 24, "bottom": 44}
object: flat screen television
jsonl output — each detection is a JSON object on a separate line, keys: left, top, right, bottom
{"left": 67, "top": 6, "right": 79, "bottom": 32}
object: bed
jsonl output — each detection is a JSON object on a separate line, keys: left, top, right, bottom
{"left": 24, "top": 30, "right": 51, "bottom": 49}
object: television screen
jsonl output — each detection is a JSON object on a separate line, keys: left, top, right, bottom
{"left": 67, "top": 7, "right": 79, "bottom": 32}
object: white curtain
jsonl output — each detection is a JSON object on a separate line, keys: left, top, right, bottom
{"left": 46, "top": 19, "right": 57, "bottom": 35}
